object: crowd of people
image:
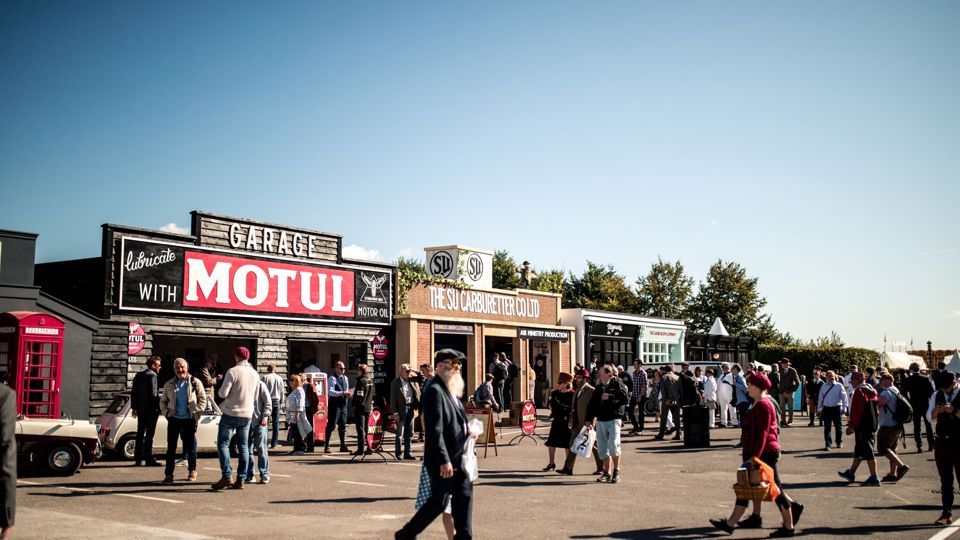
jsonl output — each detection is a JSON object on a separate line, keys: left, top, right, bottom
{"left": 120, "top": 347, "right": 960, "bottom": 539}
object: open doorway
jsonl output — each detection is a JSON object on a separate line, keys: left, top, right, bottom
{"left": 435, "top": 333, "right": 469, "bottom": 391}
{"left": 152, "top": 334, "right": 257, "bottom": 387}
{"left": 287, "top": 340, "right": 367, "bottom": 377}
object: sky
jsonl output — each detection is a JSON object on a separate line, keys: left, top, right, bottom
{"left": 1, "top": 1, "right": 958, "bottom": 350}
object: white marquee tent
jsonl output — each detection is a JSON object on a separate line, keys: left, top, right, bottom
{"left": 881, "top": 351, "right": 922, "bottom": 371}
{"left": 945, "top": 351, "right": 960, "bottom": 373}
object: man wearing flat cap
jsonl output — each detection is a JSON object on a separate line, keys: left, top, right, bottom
{"left": 391, "top": 363, "right": 421, "bottom": 460}
{"left": 397, "top": 349, "right": 474, "bottom": 540}
{"left": 777, "top": 359, "right": 800, "bottom": 427}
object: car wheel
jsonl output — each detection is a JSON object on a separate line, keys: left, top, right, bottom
{"left": 118, "top": 434, "right": 137, "bottom": 460}
{"left": 46, "top": 443, "right": 82, "bottom": 476}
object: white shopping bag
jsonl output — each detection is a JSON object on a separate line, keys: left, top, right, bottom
{"left": 462, "top": 418, "right": 482, "bottom": 482}
{"left": 570, "top": 425, "right": 595, "bottom": 458}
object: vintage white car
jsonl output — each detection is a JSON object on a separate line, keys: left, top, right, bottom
{"left": 17, "top": 415, "right": 101, "bottom": 476}
{"left": 95, "top": 391, "right": 222, "bottom": 460}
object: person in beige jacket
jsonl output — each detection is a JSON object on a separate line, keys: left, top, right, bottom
{"left": 159, "top": 358, "right": 207, "bottom": 483}
{"left": 558, "top": 370, "right": 602, "bottom": 475}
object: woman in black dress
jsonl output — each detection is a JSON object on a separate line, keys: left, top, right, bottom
{"left": 543, "top": 372, "right": 574, "bottom": 471}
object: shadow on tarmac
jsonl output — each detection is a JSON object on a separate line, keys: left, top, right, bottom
{"left": 270, "top": 496, "right": 411, "bottom": 504}
{"left": 569, "top": 525, "right": 719, "bottom": 539}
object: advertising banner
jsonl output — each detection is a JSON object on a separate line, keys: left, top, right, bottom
{"left": 367, "top": 409, "right": 384, "bottom": 451}
{"left": 520, "top": 400, "right": 537, "bottom": 435}
{"left": 118, "top": 237, "right": 392, "bottom": 325}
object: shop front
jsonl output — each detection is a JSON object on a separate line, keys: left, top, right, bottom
{"left": 35, "top": 212, "right": 394, "bottom": 417}
{"left": 395, "top": 283, "right": 575, "bottom": 407}
{"left": 559, "top": 308, "right": 685, "bottom": 371}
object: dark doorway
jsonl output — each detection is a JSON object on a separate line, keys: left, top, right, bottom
{"left": 435, "top": 333, "right": 469, "bottom": 391}
{"left": 152, "top": 334, "right": 257, "bottom": 387}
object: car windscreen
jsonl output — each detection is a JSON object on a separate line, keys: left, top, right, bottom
{"left": 105, "top": 395, "right": 128, "bottom": 414}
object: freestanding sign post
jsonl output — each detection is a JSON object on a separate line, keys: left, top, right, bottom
{"left": 352, "top": 409, "right": 397, "bottom": 463}
{"left": 509, "top": 401, "right": 541, "bottom": 445}
{"left": 465, "top": 407, "right": 498, "bottom": 458}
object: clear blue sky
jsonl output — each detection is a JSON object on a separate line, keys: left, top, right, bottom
{"left": 2, "top": 1, "right": 958, "bottom": 350}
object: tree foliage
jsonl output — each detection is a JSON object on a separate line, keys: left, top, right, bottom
{"left": 687, "top": 260, "right": 768, "bottom": 335}
{"left": 634, "top": 258, "right": 694, "bottom": 320}
{"left": 492, "top": 250, "right": 520, "bottom": 290}
{"left": 564, "top": 262, "right": 637, "bottom": 313}
{"left": 530, "top": 269, "right": 565, "bottom": 295}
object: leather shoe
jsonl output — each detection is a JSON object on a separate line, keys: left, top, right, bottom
{"left": 555, "top": 468, "right": 573, "bottom": 476}
{"left": 145, "top": 461, "right": 161, "bottom": 467}
{"left": 403, "top": 454, "right": 416, "bottom": 460}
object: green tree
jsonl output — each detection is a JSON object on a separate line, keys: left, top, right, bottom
{"left": 564, "top": 262, "right": 637, "bottom": 313}
{"left": 687, "top": 260, "right": 768, "bottom": 335}
{"left": 634, "top": 258, "right": 694, "bottom": 320}
{"left": 530, "top": 269, "right": 565, "bottom": 295}
{"left": 492, "top": 250, "right": 520, "bottom": 290}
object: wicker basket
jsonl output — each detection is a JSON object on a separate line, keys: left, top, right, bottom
{"left": 732, "top": 482, "right": 770, "bottom": 500}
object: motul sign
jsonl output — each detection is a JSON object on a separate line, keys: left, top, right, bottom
{"left": 182, "top": 251, "right": 355, "bottom": 317}
{"left": 118, "top": 237, "right": 392, "bottom": 325}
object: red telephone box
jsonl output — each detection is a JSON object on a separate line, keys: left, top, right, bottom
{"left": 0, "top": 312, "right": 65, "bottom": 418}
{"left": 303, "top": 372, "right": 328, "bottom": 443}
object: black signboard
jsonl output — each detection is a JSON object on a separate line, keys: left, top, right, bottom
{"left": 118, "top": 237, "right": 392, "bottom": 325}
{"left": 518, "top": 327, "right": 570, "bottom": 342}
{"left": 588, "top": 320, "right": 639, "bottom": 339}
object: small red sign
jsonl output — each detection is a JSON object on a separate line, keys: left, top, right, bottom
{"left": 521, "top": 400, "right": 537, "bottom": 435}
{"left": 372, "top": 334, "right": 388, "bottom": 360}
{"left": 128, "top": 322, "right": 145, "bottom": 355}
{"left": 367, "top": 409, "right": 384, "bottom": 450}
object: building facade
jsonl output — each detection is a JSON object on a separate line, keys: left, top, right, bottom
{"left": 36, "top": 212, "right": 395, "bottom": 416}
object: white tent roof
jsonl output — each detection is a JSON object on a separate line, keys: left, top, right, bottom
{"left": 881, "top": 351, "right": 921, "bottom": 370}
{"left": 945, "top": 351, "right": 960, "bottom": 373}
{"left": 709, "top": 317, "right": 729, "bottom": 336}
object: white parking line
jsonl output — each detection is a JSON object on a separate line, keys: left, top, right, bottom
{"left": 338, "top": 480, "right": 387, "bottom": 487}
{"left": 16, "top": 480, "right": 42, "bottom": 485}
{"left": 930, "top": 523, "right": 960, "bottom": 540}
{"left": 270, "top": 473, "right": 292, "bottom": 478}
{"left": 61, "top": 487, "right": 94, "bottom": 493}
{"left": 116, "top": 493, "right": 184, "bottom": 504}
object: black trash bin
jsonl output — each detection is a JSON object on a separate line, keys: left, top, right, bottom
{"left": 683, "top": 405, "right": 710, "bottom": 448}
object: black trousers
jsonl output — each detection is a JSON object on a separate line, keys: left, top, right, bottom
{"left": 354, "top": 409, "right": 369, "bottom": 452}
{"left": 164, "top": 417, "right": 197, "bottom": 476}
{"left": 822, "top": 406, "right": 843, "bottom": 447}
{"left": 135, "top": 412, "right": 159, "bottom": 463}
{"left": 399, "top": 469, "right": 473, "bottom": 540}
{"left": 935, "top": 439, "right": 960, "bottom": 516}
{"left": 325, "top": 403, "right": 348, "bottom": 448}
{"left": 628, "top": 396, "right": 646, "bottom": 431}
{"left": 913, "top": 408, "right": 934, "bottom": 450}
{"left": 658, "top": 401, "right": 681, "bottom": 437}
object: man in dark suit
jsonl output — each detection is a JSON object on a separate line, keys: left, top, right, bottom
{"left": 396, "top": 349, "right": 473, "bottom": 540}
{"left": 390, "top": 364, "right": 421, "bottom": 460}
{"left": 0, "top": 384, "right": 16, "bottom": 538}
{"left": 903, "top": 362, "right": 935, "bottom": 452}
{"left": 131, "top": 356, "right": 162, "bottom": 466}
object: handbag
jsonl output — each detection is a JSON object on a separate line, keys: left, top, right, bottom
{"left": 296, "top": 411, "right": 313, "bottom": 439}
{"left": 570, "top": 425, "right": 596, "bottom": 458}
{"left": 462, "top": 418, "right": 482, "bottom": 482}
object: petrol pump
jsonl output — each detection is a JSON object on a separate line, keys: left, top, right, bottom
{"left": 0, "top": 311, "right": 65, "bottom": 418}
{"left": 303, "top": 371, "right": 328, "bottom": 444}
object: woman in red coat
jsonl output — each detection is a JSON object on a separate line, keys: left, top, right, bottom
{"left": 711, "top": 372, "right": 804, "bottom": 538}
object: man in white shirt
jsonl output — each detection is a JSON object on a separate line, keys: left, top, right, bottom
{"left": 843, "top": 365, "right": 860, "bottom": 399}
{"left": 818, "top": 370, "right": 850, "bottom": 451}
{"left": 716, "top": 362, "right": 737, "bottom": 428}
{"left": 212, "top": 347, "right": 261, "bottom": 490}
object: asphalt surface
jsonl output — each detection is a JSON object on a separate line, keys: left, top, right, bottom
{"left": 15, "top": 413, "right": 960, "bottom": 540}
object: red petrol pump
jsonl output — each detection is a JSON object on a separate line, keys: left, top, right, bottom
{"left": 303, "top": 372, "right": 328, "bottom": 444}
{"left": 0, "top": 311, "right": 65, "bottom": 418}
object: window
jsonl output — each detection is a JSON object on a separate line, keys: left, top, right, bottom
{"left": 642, "top": 342, "right": 669, "bottom": 365}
